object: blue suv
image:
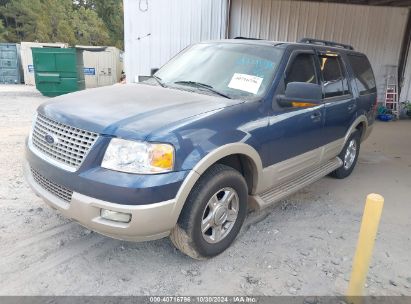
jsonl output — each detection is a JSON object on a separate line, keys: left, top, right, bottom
{"left": 25, "top": 38, "right": 376, "bottom": 259}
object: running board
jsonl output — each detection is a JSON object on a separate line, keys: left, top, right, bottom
{"left": 250, "top": 157, "right": 343, "bottom": 209}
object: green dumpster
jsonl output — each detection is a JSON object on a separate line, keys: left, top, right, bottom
{"left": 32, "top": 47, "right": 85, "bottom": 97}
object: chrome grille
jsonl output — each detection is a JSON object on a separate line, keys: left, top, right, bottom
{"left": 31, "top": 168, "right": 73, "bottom": 203}
{"left": 31, "top": 114, "right": 98, "bottom": 170}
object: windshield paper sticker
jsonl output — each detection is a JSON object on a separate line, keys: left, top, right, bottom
{"left": 228, "top": 73, "right": 263, "bottom": 94}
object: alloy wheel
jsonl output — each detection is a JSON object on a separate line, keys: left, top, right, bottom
{"left": 201, "top": 187, "right": 240, "bottom": 244}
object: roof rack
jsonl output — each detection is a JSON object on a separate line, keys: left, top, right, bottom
{"left": 234, "top": 37, "right": 262, "bottom": 40}
{"left": 298, "top": 38, "right": 354, "bottom": 50}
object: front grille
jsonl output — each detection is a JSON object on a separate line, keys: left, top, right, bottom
{"left": 31, "top": 113, "right": 98, "bottom": 170}
{"left": 31, "top": 168, "right": 73, "bottom": 203}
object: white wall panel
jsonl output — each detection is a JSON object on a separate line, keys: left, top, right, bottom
{"left": 124, "top": 0, "right": 228, "bottom": 83}
{"left": 229, "top": 0, "right": 409, "bottom": 101}
{"left": 400, "top": 46, "right": 411, "bottom": 103}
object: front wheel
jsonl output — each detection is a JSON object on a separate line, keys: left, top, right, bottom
{"left": 170, "top": 164, "right": 248, "bottom": 259}
{"left": 330, "top": 130, "right": 361, "bottom": 179}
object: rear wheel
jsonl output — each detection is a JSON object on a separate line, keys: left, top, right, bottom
{"left": 170, "top": 164, "right": 248, "bottom": 259}
{"left": 331, "top": 130, "right": 360, "bottom": 179}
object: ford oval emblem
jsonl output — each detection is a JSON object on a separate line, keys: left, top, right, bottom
{"left": 45, "top": 133, "right": 58, "bottom": 145}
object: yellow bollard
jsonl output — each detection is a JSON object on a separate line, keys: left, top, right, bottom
{"left": 347, "top": 193, "right": 384, "bottom": 300}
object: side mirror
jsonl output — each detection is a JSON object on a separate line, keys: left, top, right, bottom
{"left": 150, "top": 68, "right": 159, "bottom": 76}
{"left": 277, "top": 82, "right": 322, "bottom": 107}
{"left": 138, "top": 68, "right": 160, "bottom": 82}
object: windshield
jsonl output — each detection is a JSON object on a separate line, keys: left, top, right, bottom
{"left": 155, "top": 42, "right": 284, "bottom": 100}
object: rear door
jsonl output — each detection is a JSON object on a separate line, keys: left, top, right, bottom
{"left": 345, "top": 54, "right": 377, "bottom": 125}
{"left": 317, "top": 52, "right": 356, "bottom": 144}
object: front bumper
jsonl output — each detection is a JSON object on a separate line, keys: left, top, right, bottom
{"left": 24, "top": 162, "right": 178, "bottom": 241}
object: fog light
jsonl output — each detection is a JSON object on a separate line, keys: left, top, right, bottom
{"left": 101, "top": 209, "right": 132, "bottom": 223}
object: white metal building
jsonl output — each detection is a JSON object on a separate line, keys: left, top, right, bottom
{"left": 401, "top": 43, "right": 411, "bottom": 102}
{"left": 124, "top": 0, "right": 411, "bottom": 103}
{"left": 123, "top": 0, "right": 228, "bottom": 82}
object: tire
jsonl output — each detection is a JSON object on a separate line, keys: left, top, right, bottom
{"left": 170, "top": 164, "right": 248, "bottom": 259}
{"left": 330, "top": 130, "right": 361, "bottom": 179}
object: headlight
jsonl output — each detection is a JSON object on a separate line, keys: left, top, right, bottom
{"left": 102, "top": 138, "right": 174, "bottom": 174}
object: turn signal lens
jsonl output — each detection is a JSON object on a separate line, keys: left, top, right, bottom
{"left": 150, "top": 144, "right": 174, "bottom": 172}
{"left": 291, "top": 101, "right": 317, "bottom": 108}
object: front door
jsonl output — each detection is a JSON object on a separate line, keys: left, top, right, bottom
{"left": 262, "top": 50, "right": 325, "bottom": 188}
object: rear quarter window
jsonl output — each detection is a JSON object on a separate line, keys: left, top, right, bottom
{"left": 347, "top": 55, "right": 376, "bottom": 95}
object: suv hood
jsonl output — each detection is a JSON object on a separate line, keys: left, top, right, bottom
{"left": 39, "top": 84, "right": 243, "bottom": 140}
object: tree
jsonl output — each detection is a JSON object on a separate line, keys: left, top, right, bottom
{"left": 0, "top": 0, "right": 123, "bottom": 48}
{"left": 92, "top": 0, "right": 123, "bottom": 49}
{"left": 39, "top": 0, "right": 76, "bottom": 44}
{"left": 72, "top": 0, "right": 96, "bottom": 10}
{"left": 71, "top": 7, "right": 110, "bottom": 46}
{"left": 0, "top": 19, "right": 5, "bottom": 41}
{"left": 0, "top": 0, "right": 46, "bottom": 42}
{"left": 73, "top": 0, "right": 123, "bottom": 49}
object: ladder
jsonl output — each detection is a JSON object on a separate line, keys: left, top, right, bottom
{"left": 384, "top": 65, "right": 399, "bottom": 118}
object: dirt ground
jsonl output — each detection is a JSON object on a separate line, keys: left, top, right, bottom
{"left": 0, "top": 84, "right": 410, "bottom": 296}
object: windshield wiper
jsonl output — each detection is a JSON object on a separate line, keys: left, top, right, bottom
{"left": 153, "top": 75, "right": 167, "bottom": 88}
{"left": 173, "top": 81, "right": 231, "bottom": 99}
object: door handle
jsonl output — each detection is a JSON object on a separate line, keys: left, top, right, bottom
{"left": 348, "top": 103, "right": 356, "bottom": 111}
{"left": 310, "top": 111, "right": 322, "bottom": 121}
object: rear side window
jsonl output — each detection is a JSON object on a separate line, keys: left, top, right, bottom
{"left": 285, "top": 53, "right": 318, "bottom": 87}
{"left": 319, "top": 55, "right": 349, "bottom": 98}
{"left": 347, "top": 55, "right": 376, "bottom": 95}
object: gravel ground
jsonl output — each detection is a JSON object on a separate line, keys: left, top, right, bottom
{"left": 0, "top": 84, "right": 410, "bottom": 296}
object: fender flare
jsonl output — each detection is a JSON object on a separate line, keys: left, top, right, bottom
{"left": 344, "top": 115, "right": 368, "bottom": 144}
{"left": 169, "top": 143, "right": 263, "bottom": 225}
